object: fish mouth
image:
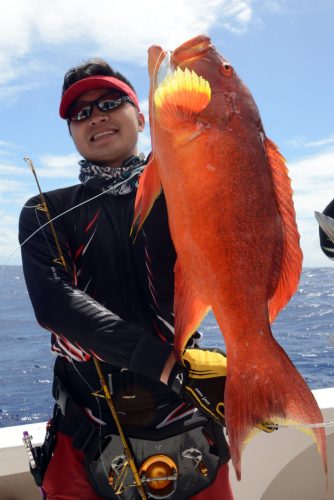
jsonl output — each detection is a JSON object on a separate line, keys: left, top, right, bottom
{"left": 152, "top": 35, "right": 211, "bottom": 87}
{"left": 171, "top": 34, "right": 211, "bottom": 65}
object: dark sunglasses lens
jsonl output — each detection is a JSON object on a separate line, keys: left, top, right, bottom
{"left": 68, "top": 104, "right": 91, "bottom": 121}
{"left": 98, "top": 98, "right": 123, "bottom": 111}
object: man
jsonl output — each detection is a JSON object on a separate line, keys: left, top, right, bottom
{"left": 19, "top": 59, "right": 233, "bottom": 499}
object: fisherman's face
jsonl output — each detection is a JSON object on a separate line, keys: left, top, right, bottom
{"left": 69, "top": 88, "right": 145, "bottom": 167}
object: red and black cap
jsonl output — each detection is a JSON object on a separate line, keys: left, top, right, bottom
{"left": 59, "top": 75, "right": 140, "bottom": 119}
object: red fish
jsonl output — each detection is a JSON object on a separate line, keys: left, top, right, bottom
{"left": 133, "top": 35, "right": 327, "bottom": 480}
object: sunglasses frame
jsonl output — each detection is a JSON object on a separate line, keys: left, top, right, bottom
{"left": 67, "top": 93, "right": 135, "bottom": 122}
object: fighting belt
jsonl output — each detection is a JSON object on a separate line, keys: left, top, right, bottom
{"left": 85, "top": 420, "right": 224, "bottom": 499}
{"left": 53, "top": 359, "right": 230, "bottom": 499}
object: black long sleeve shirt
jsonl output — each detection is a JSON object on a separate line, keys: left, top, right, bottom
{"left": 19, "top": 177, "right": 180, "bottom": 381}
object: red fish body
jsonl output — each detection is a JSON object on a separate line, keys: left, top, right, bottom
{"left": 133, "top": 35, "right": 327, "bottom": 480}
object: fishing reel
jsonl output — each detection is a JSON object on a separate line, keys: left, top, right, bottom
{"left": 108, "top": 447, "right": 210, "bottom": 499}
{"left": 139, "top": 454, "right": 178, "bottom": 498}
{"left": 109, "top": 454, "right": 178, "bottom": 498}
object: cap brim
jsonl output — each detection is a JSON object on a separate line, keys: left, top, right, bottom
{"left": 59, "top": 75, "right": 140, "bottom": 118}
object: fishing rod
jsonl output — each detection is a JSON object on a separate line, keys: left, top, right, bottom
{"left": 24, "top": 157, "right": 67, "bottom": 270}
{"left": 24, "top": 156, "right": 148, "bottom": 499}
{"left": 93, "top": 358, "right": 148, "bottom": 498}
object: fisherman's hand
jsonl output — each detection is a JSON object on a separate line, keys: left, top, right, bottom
{"left": 168, "top": 348, "right": 227, "bottom": 424}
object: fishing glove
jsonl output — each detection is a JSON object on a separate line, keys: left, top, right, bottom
{"left": 168, "top": 348, "right": 227, "bottom": 425}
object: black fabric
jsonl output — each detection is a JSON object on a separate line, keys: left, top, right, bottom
{"left": 53, "top": 357, "right": 183, "bottom": 430}
{"left": 19, "top": 163, "right": 202, "bottom": 427}
{"left": 319, "top": 198, "right": 334, "bottom": 260}
{"left": 19, "top": 172, "right": 177, "bottom": 381}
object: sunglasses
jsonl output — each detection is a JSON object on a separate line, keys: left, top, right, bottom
{"left": 67, "top": 93, "right": 135, "bottom": 122}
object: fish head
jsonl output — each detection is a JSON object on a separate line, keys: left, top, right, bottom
{"left": 148, "top": 34, "right": 263, "bottom": 136}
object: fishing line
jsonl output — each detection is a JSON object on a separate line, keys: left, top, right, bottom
{"left": 266, "top": 419, "right": 334, "bottom": 430}
{"left": 35, "top": 207, "right": 59, "bottom": 262}
{"left": 0, "top": 163, "right": 145, "bottom": 273}
{"left": 69, "top": 359, "right": 110, "bottom": 482}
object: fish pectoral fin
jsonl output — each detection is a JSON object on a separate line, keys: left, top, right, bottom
{"left": 131, "top": 156, "right": 162, "bottom": 239}
{"left": 264, "top": 138, "right": 303, "bottom": 322}
{"left": 154, "top": 67, "right": 211, "bottom": 131}
{"left": 173, "top": 259, "right": 211, "bottom": 358}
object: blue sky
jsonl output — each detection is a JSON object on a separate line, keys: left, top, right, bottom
{"left": 0, "top": 0, "right": 333, "bottom": 266}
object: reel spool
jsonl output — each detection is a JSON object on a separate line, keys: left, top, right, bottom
{"left": 139, "top": 454, "right": 178, "bottom": 498}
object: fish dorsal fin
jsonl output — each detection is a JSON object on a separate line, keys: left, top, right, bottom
{"left": 154, "top": 67, "right": 211, "bottom": 130}
{"left": 173, "top": 259, "right": 211, "bottom": 357}
{"left": 265, "top": 138, "right": 303, "bottom": 321}
{"left": 131, "top": 156, "right": 162, "bottom": 239}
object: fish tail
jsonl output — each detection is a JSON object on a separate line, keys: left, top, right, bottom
{"left": 224, "top": 335, "right": 327, "bottom": 482}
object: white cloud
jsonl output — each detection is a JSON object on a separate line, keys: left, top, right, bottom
{"left": 0, "top": 140, "right": 16, "bottom": 148}
{"left": 289, "top": 148, "right": 334, "bottom": 203}
{"left": 138, "top": 131, "right": 152, "bottom": 157}
{"left": 138, "top": 99, "right": 152, "bottom": 155}
{"left": 0, "top": 163, "right": 29, "bottom": 176}
{"left": 221, "top": 1, "right": 253, "bottom": 33}
{"left": 262, "top": 1, "right": 281, "bottom": 14}
{"left": 288, "top": 148, "right": 334, "bottom": 267}
{"left": 0, "top": 0, "right": 254, "bottom": 86}
{"left": 36, "top": 153, "right": 81, "bottom": 178}
{"left": 287, "top": 134, "right": 334, "bottom": 149}
{"left": 0, "top": 179, "right": 24, "bottom": 193}
{"left": 0, "top": 140, "right": 18, "bottom": 158}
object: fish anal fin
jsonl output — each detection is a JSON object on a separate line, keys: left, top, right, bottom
{"left": 265, "top": 138, "right": 303, "bottom": 321}
{"left": 154, "top": 67, "right": 211, "bottom": 131}
{"left": 173, "top": 259, "right": 210, "bottom": 358}
{"left": 131, "top": 157, "right": 162, "bottom": 239}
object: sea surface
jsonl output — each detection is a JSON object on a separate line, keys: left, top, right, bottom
{"left": 0, "top": 265, "right": 333, "bottom": 428}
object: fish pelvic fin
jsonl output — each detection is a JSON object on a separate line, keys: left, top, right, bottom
{"left": 265, "top": 138, "right": 303, "bottom": 322}
{"left": 173, "top": 259, "right": 211, "bottom": 358}
{"left": 223, "top": 334, "right": 327, "bottom": 483}
{"left": 154, "top": 67, "right": 211, "bottom": 131}
{"left": 131, "top": 157, "right": 162, "bottom": 239}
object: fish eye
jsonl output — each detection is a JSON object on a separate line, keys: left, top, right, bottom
{"left": 221, "top": 62, "right": 233, "bottom": 75}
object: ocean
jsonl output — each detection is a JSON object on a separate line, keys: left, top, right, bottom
{"left": 0, "top": 265, "right": 333, "bottom": 429}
